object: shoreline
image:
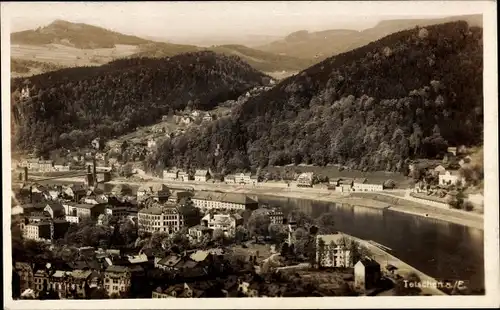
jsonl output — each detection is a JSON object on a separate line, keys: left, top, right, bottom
{"left": 344, "top": 233, "right": 447, "bottom": 296}
{"left": 106, "top": 178, "right": 484, "bottom": 230}
{"left": 20, "top": 175, "right": 483, "bottom": 230}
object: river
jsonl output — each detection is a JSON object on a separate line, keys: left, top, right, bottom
{"left": 255, "top": 195, "right": 484, "bottom": 294}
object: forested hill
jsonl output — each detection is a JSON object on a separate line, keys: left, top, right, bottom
{"left": 149, "top": 21, "right": 483, "bottom": 173}
{"left": 11, "top": 51, "right": 269, "bottom": 154}
{"left": 11, "top": 19, "right": 151, "bottom": 48}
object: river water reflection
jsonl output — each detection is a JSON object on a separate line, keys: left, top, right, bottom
{"left": 255, "top": 195, "right": 484, "bottom": 293}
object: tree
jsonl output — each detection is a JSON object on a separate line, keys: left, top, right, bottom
{"left": 383, "top": 179, "right": 396, "bottom": 189}
{"left": 119, "top": 220, "right": 138, "bottom": 246}
{"left": 268, "top": 223, "right": 288, "bottom": 245}
{"left": 315, "top": 212, "right": 336, "bottom": 234}
{"left": 247, "top": 210, "right": 271, "bottom": 238}
{"left": 212, "top": 228, "right": 225, "bottom": 242}
{"left": 177, "top": 201, "right": 202, "bottom": 227}
{"left": 120, "top": 163, "right": 134, "bottom": 177}
{"left": 293, "top": 228, "right": 311, "bottom": 257}
{"left": 89, "top": 287, "right": 109, "bottom": 299}
{"left": 316, "top": 237, "right": 326, "bottom": 268}
{"left": 235, "top": 225, "right": 249, "bottom": 243}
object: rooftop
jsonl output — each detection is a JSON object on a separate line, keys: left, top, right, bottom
{"left": 190, "top": 250, "right": 210, "bottom": 262}
{"left": 195, "top": 170, "right": 209, "bottom": 176}
{"left": 356, "top": 257, "right": 380, "bottom": 269}
{"left": 158, "top": 255, "right": 182, "bottom": 267}
{"left": 353, "top": 178, "right": 367, "bottom": 184}
{"left": 193, "top": 191, "right": 257, "bottom": 205}
{"left": 71, "top": 270, "right": 93, "bottom": 279}
{"left": 106, "top": 265, "right": 130, "bottom": 274}
{"left": 316, "top": 233, "right": 346, "bottom": 245}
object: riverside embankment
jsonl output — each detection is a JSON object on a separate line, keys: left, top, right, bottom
{"left": 105, "top": 177, "right": 483, "bottom": 230}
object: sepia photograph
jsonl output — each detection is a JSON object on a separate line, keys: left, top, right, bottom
{"left": 2, "top": 1, "right": 498, "bottom": 309}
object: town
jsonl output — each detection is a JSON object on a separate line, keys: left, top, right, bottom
{"left": 6, "top": 4, "right": 490, "bottom": 306}
{"left": 11, "top": 140, "right": 482, "bottom": 299}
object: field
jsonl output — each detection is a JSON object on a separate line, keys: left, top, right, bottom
{"left": 11, "top": 43, "right": 139, "bottom": 73}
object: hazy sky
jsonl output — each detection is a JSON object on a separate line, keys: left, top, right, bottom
{"left": 3, "top": 1, "right": 484, "bottom": 40}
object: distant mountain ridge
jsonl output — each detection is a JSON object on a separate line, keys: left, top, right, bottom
{"left": 132, "top": 42, "right": 314, "bottom": 72}
{"left": 11, "top": 19, "right": 152, "bottom": 48}
{"left": 257, "top": 14, "right": 483, "bottom": 60}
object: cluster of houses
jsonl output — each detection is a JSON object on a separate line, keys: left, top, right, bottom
{"left": 167, "top": 109, "right": 215, "bottom": 126}
{"left": 328, "top": 177, "right": 386, "bottom": 192}
{"left": 162, "top": 168, "right": 392, "bottom": 194}
{"left": 14, "top": 180, "right": 263, "bottom": 243}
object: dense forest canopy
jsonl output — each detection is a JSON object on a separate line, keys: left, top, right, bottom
{"left": 11, "top": 51, "right": 268, "bottom": 154}
{"left": 148, "top": 21, "right": 483, "bottom": 173}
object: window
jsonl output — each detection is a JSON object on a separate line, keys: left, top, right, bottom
{"left": 113, "top": 286, "right": 118, "bottom": 291}
{"left": 113, "top": 279, "right": 119, "bottom": 284}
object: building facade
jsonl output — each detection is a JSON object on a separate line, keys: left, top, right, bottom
{"left": 138, "top": 205, "right": 184, "bottom": 234}
{"left": 316, "top": 234, "right": 352, "bottom": 268}
{"left": 352, "top": 178, "right": 384, "bottom": 192}
{"left": 194, "top": 170, "right": 210, "bottom": 182}
{"left": 201, "top": 213, "right": 240, "bottom": 237}
{"left": 297, "top": 172, "right": 314, "bottom": 187}
{"left": 439, "top": 170, "right": 465, "bottom": 186}
{"left": 104, "top": 266, "right": 131, "bottom": 297}
{"left": 191, "top": 192, "right": 258, "bottom": 211}
{"left": 163, "top": 170, "right": 179, "bottom": 181}
{"left": 234, "top": 173, "right": 252, "bottom": 184}
{"left": 23, "top": 221, "right": 52, "bottom": 241}
{"left": 354, "top": 258, "right": 381, "bottom": 292}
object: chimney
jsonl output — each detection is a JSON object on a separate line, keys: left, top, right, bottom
{"left": 24, "top": 167, "right": 28, "bottom": 182}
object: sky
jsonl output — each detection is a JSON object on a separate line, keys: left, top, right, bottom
{"left": 3, "top": 1, "right": 485, "bottom": 43}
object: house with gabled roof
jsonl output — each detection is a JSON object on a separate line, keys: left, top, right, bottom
{"left": 354, "top": 257, "right": 381, "bottom": 292}
{"left": 194, "top": 169, "right": 210, "bottom": 182}
{"left": 43, "top": 202, "right": 65, "bottom": 218}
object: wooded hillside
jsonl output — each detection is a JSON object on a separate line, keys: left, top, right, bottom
{"left": 149, "top": 21, "right": 483, "bottom": 173}
{"left": 11, "top": 51, "right": 269, "bottom": 155}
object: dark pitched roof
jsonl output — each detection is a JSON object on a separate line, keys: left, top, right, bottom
{"left": 357, "top": 258, "right": 381, "bottom": 269}
{"left": 45, "top": 202, "right": 64, "bottom": 212}
{"left": 105, "top": 265, "right": 130, "bottom": 273}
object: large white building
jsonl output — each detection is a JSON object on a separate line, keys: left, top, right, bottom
{"left": 138, "top": 205, "right": 184, "bottom": 234}
{"left": 163, "top": 170, "right": 179, "bottom": 181}
{"left": 439, "top": 170, "right": 465, "bottom": 186}
{"left": 316, "top": 234, "right": 352, "bottom": 268}
{"left": 234, "top": 173, "right": 252, "bottom": 184}
{"left": 23, "top": 221, "right": 52, "bottom": 241}
{"left": 200, "top": 213, "right": 242, "bottom": 237}
{"left": 191, "top": 192, "right": 258, "bottom": 211}
{"left": 297, "top": 172, "right": 314, "bottom": 187}
{"left": 352, "top": 178, "right": 384, "bottom": 192}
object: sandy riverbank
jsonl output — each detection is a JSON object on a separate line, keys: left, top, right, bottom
{"left": 106, "top": 178, "right": 483, "bottom": 230}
